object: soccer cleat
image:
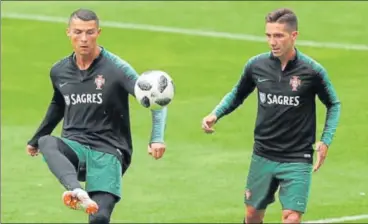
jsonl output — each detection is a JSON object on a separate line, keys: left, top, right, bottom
{"left": 62, "top": 189, "right": 99, "bottom": 214}
{"left": 62, "top": 191, "right": 79, "bottom": 210}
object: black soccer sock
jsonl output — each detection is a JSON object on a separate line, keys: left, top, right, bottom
{"left": 89, "top": 192, "right": 117, "bottom": 224}
{"left": 38, "top": 136, "right": 82, "bottom": 191}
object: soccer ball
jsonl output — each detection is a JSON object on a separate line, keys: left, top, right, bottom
{"left": 134, "top": 70, "right": 175, "bottom": 110}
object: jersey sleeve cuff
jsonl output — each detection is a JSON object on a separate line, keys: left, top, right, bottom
{"left": 27, "top": 138, "right": 39, "bottom": 148}
{"left": 320, "top": 137, "right": 332, "bottom": 147}
{"left": 211, "top": 109, "right": 222, "bottom": 119}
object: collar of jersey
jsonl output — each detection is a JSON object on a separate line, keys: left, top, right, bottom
{"left": 269, "top": 47, "right": 299, "bottom": 63}
{"left": 70, "top": 46, "right": 105, "bottom": 72}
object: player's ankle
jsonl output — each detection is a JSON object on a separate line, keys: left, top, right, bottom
{"left": 72, "top": 188, "right": 88, "bottom": 197}
{"left": 245, "top": 217, "right": 263, "bottom": 224}
{"left": 72, "top": 187, "right": 84, "bottom": 191}
{"left": 71, "top": 188, "right": 84, "bottom": 193}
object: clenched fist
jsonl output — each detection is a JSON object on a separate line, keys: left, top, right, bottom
{"left": 26, "top": 145, "right": 39, "bottom": 157}
{"left": 148, "top": 142, "right": 166, "bottom": 160}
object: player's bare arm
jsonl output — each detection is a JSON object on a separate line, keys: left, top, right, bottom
{"left": 313, "top": 66, "right": 341, "bottom": 172}
{"left": 27, "top": 75, "right": 65, "bottom": 156}
{"left": 202, "top": 61, "right": 256, "bottom": 133}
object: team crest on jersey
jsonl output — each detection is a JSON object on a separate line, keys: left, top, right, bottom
{"left": 95, "top": 75, "right": 105, "bottom": 90}
{"left": 290, "top": 76, "right": 301, "bottom": 91}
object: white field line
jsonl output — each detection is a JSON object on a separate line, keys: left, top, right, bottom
{"left": 305, "top": 214, "right": 368, "bottom": 223}
{"left": 2, "top": 12, "right": 368, "bottom": 223}
{"left": 2, "top": 12, "right": 368, "bottom": 51}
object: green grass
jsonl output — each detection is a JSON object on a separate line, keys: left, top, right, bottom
{"left": 2, "top": 1, "right": 368, "bottom": 44}
{"left": 2, "top": 1, "right": 368, "bottom": 223}
{"left": 342, "top": 219, "right": 368, "bottom": 224}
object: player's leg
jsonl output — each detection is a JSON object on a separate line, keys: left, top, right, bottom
{"left": 38, "top": 136, "right": 98, "bottom": 214}
{"left": 276, "top": 162, "right": 313, "bottom": 223}
{"left": 244, "top": 154, "right": 279, "bottom": 223}
{"left": 88, "top": 191, "right": 117, "bottom": 224}
{"left": 38, "top": 135, "right": 82, "bottom": 191}
{"left": 244, "top": 205, "right": 265, "bottom": 224}
{"left": 80, "top": 149, "right": 122, "bottom": 223}
{"left": 84, "top": 149, "right": 123, "bottom": 217}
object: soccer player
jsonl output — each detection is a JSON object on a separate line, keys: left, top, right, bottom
{"left": 26, "top": 9, "right": 168, "bottom": 224}
{"left": 201, "top": 8, "right": 341, "bottom": 224}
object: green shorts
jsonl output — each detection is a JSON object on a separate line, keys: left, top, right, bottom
{"left": 245, "top": 154, "right": 312, "bottom": 213}
{"left": 60, "top": 138, "right": 122, "bottom": 200}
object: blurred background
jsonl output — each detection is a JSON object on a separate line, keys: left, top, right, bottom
{"left": 2, "top": 1, "right": 368, "bottom": 223}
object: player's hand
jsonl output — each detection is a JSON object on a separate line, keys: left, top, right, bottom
{"left": 26, "top": 145, "right": 39, "bottom": 157}
{"left": 148, "top": 142, "right": 166, "bottom": 160}
{"left": 202, "top": 114, "right": 217, "bottom": 133}
{"left": 313, "top": 141, "right": 328, "bottom": 172}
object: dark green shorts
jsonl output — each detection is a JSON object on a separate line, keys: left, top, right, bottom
{"left": 61, "top": 138, "right": 122, "bottom": 200}
{"left": 245, "top": 154, "right": 312, "bottom": 213}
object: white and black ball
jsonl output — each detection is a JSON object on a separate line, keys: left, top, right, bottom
{"left": 134, "top": 70, "right": 175, "bottom": 110}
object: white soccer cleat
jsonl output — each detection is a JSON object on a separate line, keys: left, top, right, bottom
{"left": 62, "top": 189, "right": 98, "bottom": 214}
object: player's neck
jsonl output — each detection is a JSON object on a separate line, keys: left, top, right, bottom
{"left": 75, "top": 47, "right": 101, "bottom": 70}
{"left": 279, "top": 47, "right": 296, "bottom": 70}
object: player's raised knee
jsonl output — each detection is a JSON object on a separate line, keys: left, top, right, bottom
{"left": 38, "top": 135, "right": 55, "bottom": 150}
{"left": 89, "top": 213, "right": 110, "bottom": 224}
{"left": 282, "top": 210, "right": 302, "bottom": 224}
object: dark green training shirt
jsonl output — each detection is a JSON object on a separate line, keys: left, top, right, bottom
{"left": 28, "top": 47, "right": 167, "bottom": 171}
{"left": 212, "top": 49, "right": 341, "bottom": 164}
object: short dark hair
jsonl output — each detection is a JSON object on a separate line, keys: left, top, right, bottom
{"left": 265, "top": 8, "right": 298, "bottom": 31}
{"left": 69, "top": 8, "right": 99, "bottom": 27}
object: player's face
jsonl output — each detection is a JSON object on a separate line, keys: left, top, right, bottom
{"left": 67, "top": 18, "right": 101, "bottom": 56}
{"left": 265, "top": 22, "right": 298, "bottom": 58}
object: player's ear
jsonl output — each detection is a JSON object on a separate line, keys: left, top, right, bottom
{"left": 66, "top": 28, "right": 71, "bottom": 37}
{"left": 97, "top": 28, "right": 102, "bottom": 35}
{"left": 291, "top": 31, "right": 298, "bottom": 41}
